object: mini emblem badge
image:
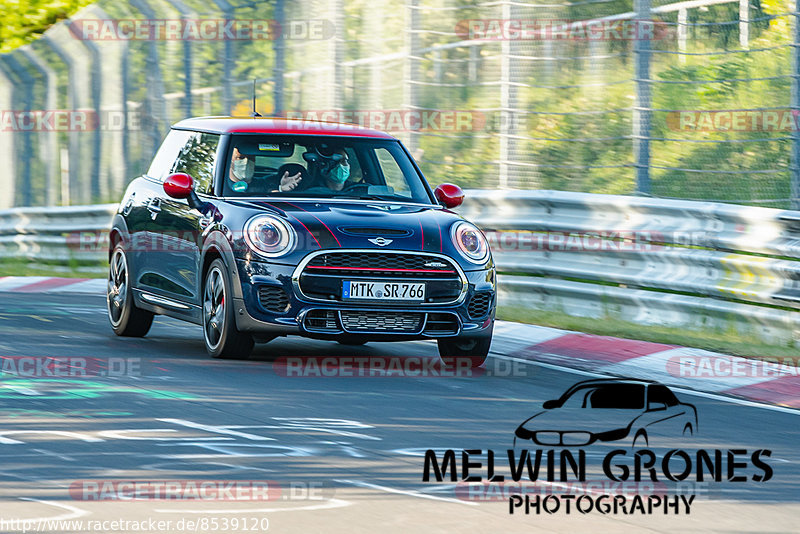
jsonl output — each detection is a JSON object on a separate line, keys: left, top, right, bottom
{"left": 368, "top": 237, "right": 393, "bottom": 246}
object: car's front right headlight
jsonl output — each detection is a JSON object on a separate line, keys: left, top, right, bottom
{"left": 244, "top": 214, "right": 296, "bottom": 258}
{"left": 451, "top": 221, "right": 489, "bottom": 264}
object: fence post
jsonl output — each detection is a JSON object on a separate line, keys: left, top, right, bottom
{"left": 19, "top": 47, "right": 57, "bottom": 206}
{"left": 404, "top": 0, "right": 420, "bottom": 153}
{"left": 499, "top": 1, "right": 511, "bottom": 189}
{"left": 0, "top": 56, "right": 33, "bottom": 207}
{"left": 212, "top": 0, "right": 234, "bottom": 114}
{"left": 273, "top": 0, "right": 285, "bottom": 116}
{"left": 792, "top": 0, "right": 800, "bottom": 209}
{"left": 739, "top": 0, "right": 749, "bottom": 50}
{"left": 633, "top": 0, "right": 652, "bottom": 195}
{"left": 0, "top": 67, "right": 15, "bottom": 209}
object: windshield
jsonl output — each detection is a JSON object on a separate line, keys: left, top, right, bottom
{"left": 222, "top": 134, "right": 433, "bottom": 204}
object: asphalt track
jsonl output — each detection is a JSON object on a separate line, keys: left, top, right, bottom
{"left": 0, "top": 292, "right": 798, "bottom": 533}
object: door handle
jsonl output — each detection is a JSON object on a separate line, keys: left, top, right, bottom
{"left": 146, "top": 198, "right": 162, "bottom": 220}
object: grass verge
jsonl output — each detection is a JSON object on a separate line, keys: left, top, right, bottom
{"left": 0, "top": 258, "right": 106, "bottom": 278}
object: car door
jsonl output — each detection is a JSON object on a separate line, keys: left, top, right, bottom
{"left": 126, "top": 129, "right": 191, "bottom": 295}
{"left": 148, "top": 131, "right": 222, "bottom": 308}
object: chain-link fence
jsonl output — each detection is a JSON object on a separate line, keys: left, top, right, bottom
{"left": 0, "top": 0, "right": 798, "bottom": 209}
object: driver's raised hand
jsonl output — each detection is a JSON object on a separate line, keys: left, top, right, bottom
{"left": 278, "top": 171, "right": 303, "bottom": 192}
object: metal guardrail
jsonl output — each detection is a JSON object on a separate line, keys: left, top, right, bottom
{"left": 2, "top": 191, "right": 800, "bottom": 345}
{"left": 457, "top": 190, "right": 800, "bottom": 346}
{"left": 0, "top": 204, "right": 115, "bottom": 264}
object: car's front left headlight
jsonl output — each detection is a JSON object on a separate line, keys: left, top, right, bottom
{"left": 244, "top": 214, "right": 297, "bottom": 258}
{"left": 451, "top": 221, "right": 489, "bottom": 264}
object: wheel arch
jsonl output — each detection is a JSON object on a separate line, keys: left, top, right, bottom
{"left": 201, "top": 231, "right": 244, "bottom": 300}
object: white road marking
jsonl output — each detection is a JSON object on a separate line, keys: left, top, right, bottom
{"left": 157, "top": 419, "right": 275, "bottom": 441}
{"left": 18, "top": 498, "right": 90, "bottom": 521}
{"left": 1, "top": 384, "right": 42, "bottom": 396}
{"left": 154, "top": 498, "right": 352, "bottom": 514}
{"left": 334, "top": 479, "right": 478, "bottom": 506}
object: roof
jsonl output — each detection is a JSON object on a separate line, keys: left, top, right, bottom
{"left": 172, "top": 116, "right": 397, "bottom": 139}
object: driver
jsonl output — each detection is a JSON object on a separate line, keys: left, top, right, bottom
{"left": 229, "top": 147, "right": 303, "bottom": 194}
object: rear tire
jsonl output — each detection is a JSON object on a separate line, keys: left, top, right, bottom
{"left": 437, "top": 328, "right": 492, "bottom": 368}
{"left": 203, "top": 259, "right": 254, "bottom": 359}
{"left": 107, "top": 245, "right": 154, "bottom": 337}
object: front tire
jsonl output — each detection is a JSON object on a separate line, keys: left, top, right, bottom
{"left": 107, "top": 245, "right": 154, "bottom": 337}
{"left": 203, "top": 259, "right": 254, "bottom": 359}
{"left": 437, "top": 328, "right": 492, "bottom": 368}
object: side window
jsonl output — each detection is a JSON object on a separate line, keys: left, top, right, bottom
{"left": 147, "top": 130, "right": 192, "bottom": 180}
{"left": 170, "top": 132, "right": 220, "bottom": 195}
{"left": 648, "top": 385, "right": 679, "bottom": 407}
{"left": 375, "top": 147, "right": 409, "bottom": 197}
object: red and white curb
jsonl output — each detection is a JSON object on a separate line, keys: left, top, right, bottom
{"left": 1, "top": 277, "right": 797, "bottom": 409}
{"left": 0, "top": 276, "right": 106, "bottom": 293}
{"left": 494, "top": 322, "right": 800, "bottom": 410}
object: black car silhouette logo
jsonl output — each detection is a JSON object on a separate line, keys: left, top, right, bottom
{"left": 514, "top": 379, "right": 698, "bottom": 448}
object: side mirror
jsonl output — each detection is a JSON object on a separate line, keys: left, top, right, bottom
{"left": 434, "top": 183, "right": 464, "bottom": 209}
{"left": 542, "top": 400, "right": 559, "bottom": 410}
{"left": 164, "top": 173, "right": 194, "bottom": 199}
{"left": 164, "top": 173, "right": 206, "bottom": 213}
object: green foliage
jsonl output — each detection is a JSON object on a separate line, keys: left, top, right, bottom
{"left": 0, "top": 0, "right": 94, "bottom": 53}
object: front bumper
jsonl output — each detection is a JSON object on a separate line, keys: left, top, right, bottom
{"left": 232, "top": 257, "right": 496, "bottom": 340}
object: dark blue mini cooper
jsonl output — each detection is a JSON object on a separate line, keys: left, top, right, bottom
{"left": 107, "top": 117, "right": 496, "bottom": 364}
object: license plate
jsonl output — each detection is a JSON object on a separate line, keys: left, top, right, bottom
{"left": 342, "top": 281, "right": 426, "bottom": 301}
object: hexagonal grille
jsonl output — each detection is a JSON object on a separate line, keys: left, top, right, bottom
{"left": 258, "top": 285, "right": 290, "bottom": 313}
{"left": 307, "top": 252, "right": 456, "bottom": 276}
{"left": 467, "top": 292, "right": 493, "bottom": 319}
{"left": 340, "top": 311, "right": 424, "bottom": 332}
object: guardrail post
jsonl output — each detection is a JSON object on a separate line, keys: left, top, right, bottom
{"left": 633, "top": 0, "right": 652, "bottom": 195}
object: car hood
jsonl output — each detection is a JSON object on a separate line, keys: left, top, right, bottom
{"left": 518, "top": 408, "right": 642, "bottom": 434}
{"left": 229, "top": 198, "right": 486, "bottom": 266}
